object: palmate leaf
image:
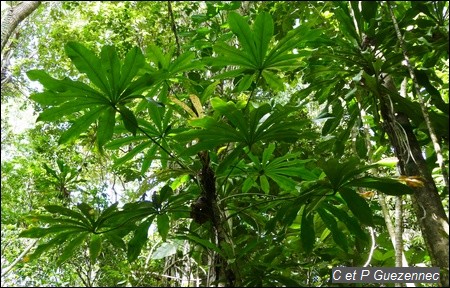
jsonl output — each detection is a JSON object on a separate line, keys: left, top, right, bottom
{"left": 20, "top": 202, "right": 157, "bottom": 264}
{"left": 211, "top": 43, "right": 256, "bottom": 68}
{"left": 211, "top": 12, "right": 308, "bottom": 93}
{"left": 29, "top": 42, "right": 149, "bottom": 147}
{"left": 36, "top": 99, "right": 108, "bottom": 122}
{"left": 241, "top": 144, "right": 317, "bottom": 193}
{"left": 176, "top": 99, "right": 309, "bottom": 176}
{"left": 27, "top": 70, "right": 107, "bottom": 100}
{"left": 28, "top": 232, "right": 72, "bottom": 261}
{"left": 117, "top": 104, "right": 138, "bottom": 136}
{"left": 77, "top": 203, "right": 96, "bottom": 227}
{"left": 105, "top": 105, "right": 174, "bottom": 171}
{"left": 176, "top": 234, "right": 225, "bottom": 258}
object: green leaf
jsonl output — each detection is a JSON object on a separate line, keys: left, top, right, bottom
{"left": 101, "top": 45, "right": 121, "bottom": 100}
{"left": 265, "top": 26, "right": 312, "bottom": 66}
{"left": 97, "top": 106, "right": 116, "bottom": 149}
{"left": 261, "top": 143, "right": 275, "bottom": 166}
{"left": 95, "top": 202, "right": 119, "bottom": 228}
{"left": 127, "top": 217, "right": 154, "bottom": 263}
{"left": 44, "top": 205, "right": 91, "bottom": 227}
{"left": 259, "top": 175, "right": 270, "bottom": 194}
{"left": 237, "top": 73, "right": 255, "bottom": 92}
{"left": 118, "top": 105, "right": 138, "bottom": 136}
{"left": 89, "top": 234, "right": 102, "bottom": 263}
{"left": 157, "top": 214, "right": 170, "bottom": 241}
{"left": 57, "top": 232, "right": 89, "bottom": 265}
{"left": 262, "top": 70, "right": 284, "bottom": 91}
{"left": 19, "top": 225, "right": 86, "bottom": 238}
{"left": 27, "top": 70, "right": 106, "bottom": 99}
{"left": 152, "top": 242, "right": 178, "bottom": 259}
{"left": 159, "top": 185, "right": 173, "bottom": 203}
{"left": 228, "top": 12, "right": 258, "bottom": 65}
{"left": 118, "top": 47, "right": 146, "bottom": 95}
{"left": 112, "top": 141, "right": 151, "bottom": 168}
{"left": 361, "top": 1, "right": 378, "bottom": 23}
{"left": 141, "top": 144, "right": 158, "bottom": 173}
{"left": 27, "top": 231, "right": 74, "bottom": 262}
{"left": 65, "top": 42, "right": 110, "bottom": 95}
{"left": 169, "top": 51, "right": 200, "bottom": 74}
{"left": 334, "top": 5, "right": 360, "bottom": 44}
{"left": 322, "top": 203, "right": 368, "bottom": 242}
{"left": 338, "top": 187, "right": 374, "bottom": 226}
{"left": 77, "top": 203, "right": 96, "bottom": 227}
{"left": 243, "top": 175, "right": 257, "bottom": 192}
{"left": 266, "top": 172, "right": 297, "bottom": 191}
{"left": 253, "top": 12, "right": 273, "bottom": 66}
{"left": 317, "top": 208, "right": 348, "bottom": 252}
{"left": 178, "top": 234, "right": 225, "bottom": 257}
{"left": 24, "top": 215, "right": 84, "bottom": 226}
{"left": 216, "top": 144, "right": 245, "bottom": 175}
{"left": 346, "top": 176, "right": 414, "bottom": 196}
{"left": 36, "top": 100, "right": 105, "bottom": 122}
{"left": 300, "top": 207, "right": 315, "bottom": 254}
{"left": 30, "top": 90, "right": 101, "bottom": 107}
{"left": 59, "top": 106, "right": 105, "bottom": 144}
{"left": 104, "top": 233, "right": 127, "bottom": 251}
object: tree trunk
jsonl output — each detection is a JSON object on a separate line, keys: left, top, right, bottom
{"left": 1, "top": 1, "right": 41, "bottom": 53}
{"left": 378, "top": 79, "right": 449, "bottom": 287}
{"left": 196, "top": 152, "right": 235, "bottom": 287}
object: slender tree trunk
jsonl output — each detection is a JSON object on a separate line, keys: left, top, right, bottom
{"left": 1, "top": 1, "right": 41, "bottom": 53}
{"left": 378, "top": 78, "right": 449, "bottom": 287}
{"left": 196, "top": 151, "right": 235, "bottom": 287}
{"left": 359, "top": 101, "right": 415, "bottom": 287}
{"left": 1, "top": 239, "right": 38, "bottom": 278}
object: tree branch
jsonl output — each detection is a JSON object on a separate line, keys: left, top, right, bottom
{"left": 1, "top": 239, "right": 38, "bottom": 278}
{"left": 167, "top": 1, "right": 180, "bottom": 56}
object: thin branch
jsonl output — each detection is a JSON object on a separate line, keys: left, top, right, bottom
{"left": 167, "top": 1, "right": 180, "bottom": 56}
{"left": 1, "top": 239, "right": 38, "bottom": 278}
{"left": 363, "top": 227, "right": 376, "bottom": 267}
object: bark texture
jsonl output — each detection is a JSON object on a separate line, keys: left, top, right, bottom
{"left": 1, "top": 1, "right": 41, "bottom": 53}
